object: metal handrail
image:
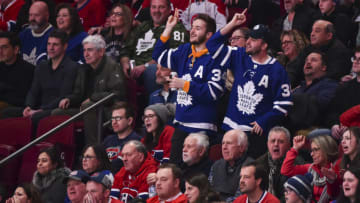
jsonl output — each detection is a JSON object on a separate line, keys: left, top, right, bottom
{"left": 0, "top": 93, "right": 116, "bottom": 166}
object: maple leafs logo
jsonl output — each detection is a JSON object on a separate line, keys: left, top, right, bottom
{"left": 136, "top": 29, "right": 156, "bottom": 55}
{"left": 236, "top": 81, "right": 263, "bottom": 115}
{"left": 177, "top": 74, "right": 193, "bottom": 107}
{"left": 23, "top": 48, "right": 37, "bottom": 65}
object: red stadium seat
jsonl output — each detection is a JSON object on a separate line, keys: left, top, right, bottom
{"left": 0, "top": 117, "right": 32, "bottom": 148}
{"left": 0, "top": 144, "right": 21, "bottom": 192}
{"left": 36, "top": 115, "right": 76, "bottom": 168}
{"left": 209, "top": 144, "right": 223, "bottom": 161}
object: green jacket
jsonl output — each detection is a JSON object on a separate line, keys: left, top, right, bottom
{"left": 120, "top": 20, "right": 189, "bottom": 65}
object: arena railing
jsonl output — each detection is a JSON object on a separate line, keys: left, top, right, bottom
{"left": 0, "top": 92, "right": 116, "bottom": 166}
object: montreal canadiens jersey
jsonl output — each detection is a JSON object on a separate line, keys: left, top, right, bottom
{"left": 207, "top": 31, "right": 293, "bottom": 133}
{"left": 153, "top": 39, "right": 225, "bottom": 133}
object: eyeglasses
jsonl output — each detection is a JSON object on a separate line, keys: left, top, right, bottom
{"left": 351, "top": 57, "right": 360, "bottom": 63}
{"left": 281, "top": 40, "right": 294, "bottom": 46}
{"left": 142, "top": 114, "right": 156, "bottom": 121}
{"left": 81, "top": 155, "right": 96, "bottom": 161}
{"left": 310, "top": 147, "right": 321, "bottom": 153}
{"left": 110, "top": 12, "right": 123, "bottom": 17}
{"left": 111, "top": 116, "right": 125, "bottom": 121}
{"left": 228, "top": 36, "right": 246, "bottom": 43}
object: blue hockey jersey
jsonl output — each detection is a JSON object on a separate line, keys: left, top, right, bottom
{"left": 152, "top": 38, "right": 225, "bottom": 133}
{"left": 19, "top": 24, "right": 53, "bottom": 65}
{"left": 207, "top": 31, "right": 293, "bottom": 133}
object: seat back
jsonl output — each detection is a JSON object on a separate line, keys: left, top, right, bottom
{"left": 209, "top": 144, "right": 223, "bottom": 161}
{"left": 0, "top": 117, "right": 32, "bottom": 147}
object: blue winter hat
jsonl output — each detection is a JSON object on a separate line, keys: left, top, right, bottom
{"left": 87, "top": 170, "right": 114, "bottom": 189}
{"left": 284, "top": 173, "right": 313, "bottom": 202}
{"left": 63, "top": 170, "right": 89, "bottom": 184}
{"left": 307, "top": 128, "right": 332, "bottom": 140}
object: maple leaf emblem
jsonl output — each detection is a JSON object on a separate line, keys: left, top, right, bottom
{"left": 236, "top": 81, "right": 263, "bottom": 115}
{"left": 177, "top": 74, "right": 193, "bottom": 107}
{"left": 23, "top": 48, "right": 37, "bottom": 65}
{"left": 136, "top": 29, "right": 156, "bottom": 55}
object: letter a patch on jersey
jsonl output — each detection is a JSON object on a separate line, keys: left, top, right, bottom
{"left": 237, "top": 81, "right": 263, "bottom": 115}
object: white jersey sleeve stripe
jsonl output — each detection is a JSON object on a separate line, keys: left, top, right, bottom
{"left": 274, "top": 101, "right": 294, "bottom": 105}
{"left": 167, "top": 49, "right": 173, "bottom": 69}
{"left": 208, "top": 81, "right": 224, "bottom": 92}
{"left": 212, "top": 44, "right": 224, "bottom": 59}
{"left": 220, "top": 46, "right": 233, "bottom": 67}
{"left": 208, "top": 83, "right": 217, "bottom": 100}
{"left": 157, "top": 50, "right": 167, "bottom": 65}
{"left": 274, "top": 105, "right": 287, "bottom": 114}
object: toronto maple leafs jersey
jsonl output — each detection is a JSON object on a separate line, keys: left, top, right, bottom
{"left": 207, "top": 31, "right": 293, "bottom": 133}
{"left": 153, "top": 39, "right": 225, "bottom": 133}
{"left": 19, "top": 24, "right": 53, "bottom": 66}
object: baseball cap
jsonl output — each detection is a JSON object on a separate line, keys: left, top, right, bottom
{"left": 87, "top": 170, "right": 114, "bottom": 189}
{"left": 249, "top": 24, "right": 270, "bottom": 43}
{"left": 63, "top": 170, "right": 89, "bottom": 184}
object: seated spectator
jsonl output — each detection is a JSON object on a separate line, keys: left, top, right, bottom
{"left": 1, "top": 29, "right": 78, "bottom": 136}
{"left": 32, "top": 146, "right": 70, "bottom": 203}
{"left": 256, "top": 126, "right": 304, "bottom": 201}
{"left": 19, "top": 1, "right": 53, "bottom": 65}
{"left": 298, "top": 20, "right": 352, "bottom": 81}
{"left": 326, "top": 47, "right": 360, "bottom": 137}
{"left": 0, "top": 0, "right": 24, "bottom": 31}
{"left": 288, "top": 51, "right": 338, "bottom": 132}
{"left": 52, "top": 34, "right": 126, "bottom": 145}
{"left": 177, "top": 0, "right": 227, "bottom": 31}
{"left": 281, "top": 135, "right": 341, "bottom": 202}
{"left": 55, "top": 3, "right": 87, "bottom": 62}
{"left": 100, "top": 3, "right": 133, "bottom": 63}
{"left": 14, "top": 0, "right": 56, "bottom": 33}
{"left": 142, "top": 103, "right": 174, "bottom": 163}
{"left": 81, "top": 144, "right": 112, "bottom": 175}
{"left": 341, "top": 127, "right": 360, "bottom": 170}
{"left": 209, "top": 129, "right": 253, "bottom": 202}
{"left": 63, "top": 170, "right": 88, "bottom": 203}
{"left": 318, "top": 0, "right": 353, "bottom": 47}
{"left": 84, "top": 170, "right": 123, "bottom": 203}
{"left": 336, "top": 167, "right": 360, "bottom": 203}
{"left": 184, "top": 173, "right": 219, "bottom": 203}
{"left": 6, "top": 183, "right": 43, "bottom": 203}
{"left": 181, "top": 133, "right": 213, "bottom": 178}
{"left": 103, "top": 102, "right": 141, "bottom": 174}
{"left": 111, "top": 140, "right": 158, "bottom": 202}
{"left": 0, "top": 32, "right": 34, "bottom": 113}
{"left": 277, "top": 29, "right": 310, "bottom": 88}
{"left": 73, "top": 0, "right": 106, "bottom": 31}
{"left": 148, "top": 64, "right": 177, "bottom": 105}
{"left": 233, "top": 161, "right": 280, "bottom": 203}
{"left": 146, "top": 163, "right": 187, "bottom": 203}
{"left": 120, "top": 0, "right": 188, "bottom": 95}
{"left": 272, "top": 0, "right": 320, "bottom": 51}
{"left": 283, "top": 173, "right": 313, "bottom": 203}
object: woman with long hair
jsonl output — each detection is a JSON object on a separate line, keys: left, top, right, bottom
{"left": 55, "top": 3, "right": 87, "bottom": 62}
{"left": 101, "top": 3, "right": 133, "bottom": 62}
{"left": 341, "top": 127, "right": 360, "bottom": 169}
{"left": 336, "top": 167, "right": 360, "bottom": 203}
{"left": 6, "top": 183, "right": 43, "bottom": 203}
{"left": 142, "top": 103, "right": 174, "bottom": 164}
{"left": 184, "top": 173, "right": 219, "bottom": 203}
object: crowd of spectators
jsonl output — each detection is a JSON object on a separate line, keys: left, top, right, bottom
{"left": 1, "top": 0, "right": 360, "bottom": 202}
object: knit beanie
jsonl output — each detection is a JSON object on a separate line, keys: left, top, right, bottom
{"left": 284, "top": 173, "right": 313, "bottom": 202}
{"left": 145, "top": 104, "right": 171, "bottom": 124}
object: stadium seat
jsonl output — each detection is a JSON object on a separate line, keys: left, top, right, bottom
{"left": 0, "top": 117, "right": 32, "bottom": 148}
{"left": 36, "top": 115, "right": 76, "bottom": 168}
{"left": 209, "top": 144, "right": 222, "bottom": 161}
